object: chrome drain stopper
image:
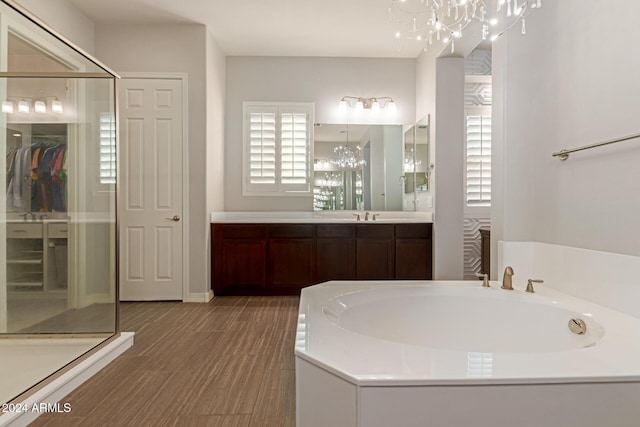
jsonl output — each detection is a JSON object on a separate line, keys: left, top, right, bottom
{"left": 569, "top": 318, "right": 587, "bottom": 335}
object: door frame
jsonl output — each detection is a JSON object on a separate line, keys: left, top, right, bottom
{"left": 119, "top": 72, "right": 189, "bottom": 301}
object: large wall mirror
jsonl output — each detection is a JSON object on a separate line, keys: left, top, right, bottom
{"left": 403, "top": 115, "right": 431, "bottom": 210}
{"left": 313, "top": 118, "right": 429, "bottom": 211}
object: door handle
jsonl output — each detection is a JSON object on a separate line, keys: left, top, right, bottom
{"left": 165, "top": 215, "right": 181, "bottom": 222}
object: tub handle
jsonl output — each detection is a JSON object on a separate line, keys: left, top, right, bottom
{"left": 475, "top": 272, "right": 490, "bottom": 288}
{"left": 525, "top": 279, "right": 544, "bottom": 293}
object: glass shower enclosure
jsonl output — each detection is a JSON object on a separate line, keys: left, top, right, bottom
{"left": 0, "top": 0, "right": 118, "bottom": 404}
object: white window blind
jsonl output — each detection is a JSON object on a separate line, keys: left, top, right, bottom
{"left": 466, "top": 115, "right": 491, "bottom": 206}
{"left": 99, "top": 112, "right": 116, "bottom": 185}
{"left": 243, "top": 103, "right": 313, "bottom": 195}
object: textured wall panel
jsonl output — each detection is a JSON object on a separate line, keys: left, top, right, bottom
{"left": 464, "top": 83, "right": 493, "bottom": 106}
{"left": 464, "top": 49, "right": 492, "bottom": 75}
{"left": 464, "top": 218, "right": 491, "bottom": 279}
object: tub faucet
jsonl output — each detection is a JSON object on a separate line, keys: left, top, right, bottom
{"left": 502, "top": 266, "right": 514, "bottom": 290}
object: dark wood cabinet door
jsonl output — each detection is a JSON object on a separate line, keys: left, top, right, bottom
{"left": 269, "top": 238, "right": 315, "bottom": 291}
{"left": 356, "top": 238, "right": 395, "bottom": 279}
{"left": 394, "top": 223, "right": 432, "bottom": 279}
{"left": 316, "top": 239, "right": 356, "bottom": 282}
{"left": 395, "top": 239, "right": 432, "bottom": 279}
{"left": 219, "top": 239, "right": 267, "bottom": 292}
{"left": 212, "top": 224, "right": 268, "bottom": 295}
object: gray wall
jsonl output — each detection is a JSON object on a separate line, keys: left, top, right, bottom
{"left": 225, "top": 56, "right": 416, "bottom": 211}
{"left": 433, "top": 57, "right": 465, "bottom": 280}
{"left": 16, "top": 0, "right": 95, "bottom": 54}
{"left": 491, "top": 0, "right": 640, "bottom": 276}
{"left": 95, "top": 23, "right": 225, "bottom": 298}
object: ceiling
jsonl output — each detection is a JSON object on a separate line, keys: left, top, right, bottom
{"left": 67, "top": 0, "right": 428, "bottom": 58}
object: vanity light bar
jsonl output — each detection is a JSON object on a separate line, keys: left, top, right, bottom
{"left": 338, "top": 96, "right": 396, "bottom": 113}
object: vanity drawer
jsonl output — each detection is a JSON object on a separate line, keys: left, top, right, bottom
{"left": 7, "top": 223, "right": 43, "bottom": 238}
{"left": 48, "top": 223, "right": 69, "bottom": 238}
{"left": 356, "top": 224, "right": 395, "bottom": 239}
{"left": 317, "top": 224, "right": 355, "bottom": 238}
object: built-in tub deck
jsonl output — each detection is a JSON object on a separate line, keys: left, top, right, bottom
{"left": 295, "top": 281, "right": 640, "bottom": 427}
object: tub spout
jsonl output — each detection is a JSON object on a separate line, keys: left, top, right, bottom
{"left": 502, "top": 266, "right": 514, "bottom": 290}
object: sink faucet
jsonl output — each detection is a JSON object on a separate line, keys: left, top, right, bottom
{"left": 502, "top": 266, "right": 514, "bottom": 290}
{"left": 364, "top": 211, "right": 370, "bottom": 221}
{"left": 20, "top": 212, "right": 35, "bottom": 221}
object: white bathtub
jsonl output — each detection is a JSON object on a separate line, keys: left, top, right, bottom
{"left": 295, "top": 281, "right": 640, "bottom": 427}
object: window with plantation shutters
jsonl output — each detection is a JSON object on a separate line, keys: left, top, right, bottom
{"left": 243, "top": 102, "right": 313, "bottom": 195}
{"left": 465, "top": 115, "right": 491, "bottom": 206}
{"left": 99, "top": 112, "right": 116, "bottom": 185}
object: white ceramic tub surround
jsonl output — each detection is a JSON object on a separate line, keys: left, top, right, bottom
{"left": 210, "top": 211, "right": 433, "bottom": 223}
{"left": 499, "top": 241, "right": 640, "bottom": 319}
{"left": 296, "top": 281, "right": 640, "bottom": 427}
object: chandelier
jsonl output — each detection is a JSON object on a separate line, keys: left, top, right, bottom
{"left": 331, "top": 125, "right": 366, "bottom": 169}
{"left": 389, "top": 0, "right": 542, "bottom": 53}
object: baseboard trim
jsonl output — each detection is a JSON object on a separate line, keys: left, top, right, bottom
{"left": 0, "top": 332, "right": 134, "bottom": 426}
{"left": 184, "top": 290, "right": 213, "bottom": 303}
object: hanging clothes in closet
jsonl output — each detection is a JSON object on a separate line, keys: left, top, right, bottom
{"left": 5, "top": 141, "right": 67, "bottom": 212}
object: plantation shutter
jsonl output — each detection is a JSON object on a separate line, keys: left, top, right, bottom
{"left": 243, "top": 103, "right": 312, "bottom": 194}
{"left": 99, "top": 112, "right": 116, "bottom": 184}
{"left": 246, "top": 106, "right": 278, "bottom": 192}
{"left": 466, "top": 115, "right": 491, "bottom": 206}
{"left": 280, "top": 107, "right": 310, "bottom": 191}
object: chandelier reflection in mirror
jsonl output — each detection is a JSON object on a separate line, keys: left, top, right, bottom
{"left": 389, "top": 0, "right": 541, "bottom": 53}
{"left": 331, "top": 125, "right": 366, "bottom": 170}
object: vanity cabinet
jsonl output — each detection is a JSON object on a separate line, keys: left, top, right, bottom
{"left": 212, "top": 225, "right": 268, "bottom": 293}
{"left": 356, "top": 225, "right": 395, "bottom": 280}
{"left": 316, "top": 225, "right": 356, "bottom": 281}
{"left": 268, "top": 225, "right": 315, "bottom": 292}
{"left": 395, "top": 224, "right": 432, "bottom": 279}
{"left": 211, "top": 222, "right": 432, "bottom": 295}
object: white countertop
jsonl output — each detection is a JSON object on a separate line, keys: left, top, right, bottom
{"left": 296, "top": 281, "right": 640, "bottom": 387}
{"left": 210, "top": 211, "right": 433, "bottom": 223}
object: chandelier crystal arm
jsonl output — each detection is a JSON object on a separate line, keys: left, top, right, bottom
{"left": 390, "top": 0, "right": 540, "bottom": 53}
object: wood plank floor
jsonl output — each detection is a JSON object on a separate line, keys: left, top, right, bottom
{"left": 31, "top": 296, "right": 299, "bottom": 427}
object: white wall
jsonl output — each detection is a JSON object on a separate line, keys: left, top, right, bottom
{"left": 434, "top": 57, "right": 465, "bottom": 280}
{"left": 492, "top": 1, "right": 640, "bottom": 276}
{"left": 95, "top": 24, "right": 211, "bottom": 297}
{"left": 205, "top": 31, "right": 226, "bottom": 296}
{"left": 15, "top": 0, "right": 95, "bottom": 54}
{"left": 225, "top": 56, "right": 416, "bottom": 211}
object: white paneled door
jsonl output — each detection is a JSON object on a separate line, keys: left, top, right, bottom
{"left": 119, "top": 78, "right": 184, "bottom": 300}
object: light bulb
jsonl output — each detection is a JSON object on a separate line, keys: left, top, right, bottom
{"left": 435, "top": 20, "right": 442, "bottom": 30}
{"left": 355, "top": 100, "right": 364, "bottom": 112}
{"left": 453, "top": 31, "right": 462, "bottom": 38}
{"left": 395, "top": 32, "right": 401, "bottom": 38}
{"left": 18, "top": 100, "right": 29, "bottom": 113}
{"left": 417, "top": 35, "right": 422, "bottom": 41}
{"left": 490, "top": 34, "right": 499, "bottom": 41}
{"left": 443, "top": 37, "right": 450, "bottom": 43}
{"left": 2, "top": 100, "right": 14, "bottom": 114}
{"left": 52, "top": 98, "right": 63, "bottom": 114}
{"left": 338, "top": 100, "right": 347, "bottom": 113}
{"left": 371, "top": 100, "right": 380, "bottom": 112}
{"left": 490, "top": 18, "right": 498, "bottom": 26}
{"left": 387, "top": 101, "right": 397, "bottom": 114}
{"left": 34, "top": 100, "right": 46, "bottom": 113}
